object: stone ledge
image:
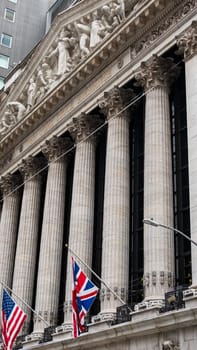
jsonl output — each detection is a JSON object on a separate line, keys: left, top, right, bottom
{"left": 23, "top": 333, "right": 43, "bottom": 349}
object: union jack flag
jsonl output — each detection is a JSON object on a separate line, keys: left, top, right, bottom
{"left": 72, "top": 257, "right": 98, "bottom": 338}
{"left": 1, "top": 288, "right": 27, "bottom": 350}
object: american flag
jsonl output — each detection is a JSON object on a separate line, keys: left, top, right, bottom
{"left": 72, "top": 257, "right": 98, "bottom": 338}
{"left": 1, "top": 288, "right": 27, "bottom": 350}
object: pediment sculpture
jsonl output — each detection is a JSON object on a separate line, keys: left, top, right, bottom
{"left": 0, "top": 0, "right": 125, "bottom": 139}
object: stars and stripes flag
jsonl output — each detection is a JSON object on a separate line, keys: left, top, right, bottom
{"left": 72, "top": 257, "right": 99, "bottom": 338}
{"left": 1, "top": 288, "right": 27, "bottom": 350}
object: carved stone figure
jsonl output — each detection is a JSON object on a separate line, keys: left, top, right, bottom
{"left": 26, "top": 76, "right": 37, "bottom": 112}
{"left": 101, "top": 3, "right": 122, "bottom": 35}
{"left": 7, "top": 101, "right": 26, "bottom": 121}
{"left": 48, "top": 29, "right": 72, "bottom": 77}
{"left": 35, "top": 66, "right": 47, "bottom": 103}
{"left": 0, "top": 101, "right": 26, "bottom": 137}
{"left": 0, "top": 121, "right": 8, "bottom": 136}
{"left": 41, "top": 58, "right": 55, "bottom": 87}
{"left": 90, "top": 10, "right": 106, "bottom": 49}
{"left": 4, "top": 108, "right": 17, "bottom": 125}
{"left": 0, "top": 109, "right": 16, "bottom": 135}
{"left": 69, "top": 35, "right": 81, "bottom": 65}
{"left": 101, "top": 5, "right": 114, "bottom": 34}
{"left": 75, "top": 18, "right": 90, "bottom": 57}
{"left": 111, "top": 0, "right": 125, "bottom": 23}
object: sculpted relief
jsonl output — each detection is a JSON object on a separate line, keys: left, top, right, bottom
{"left": 0, "top": 0, "right": 125, "bottom": 139}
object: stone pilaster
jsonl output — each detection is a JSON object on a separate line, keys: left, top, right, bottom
{"left": 98, "top": 86, "right": 134, "bottom": 318}
{"left": 64, "top": 113, "right": 103, "bottom": 327}
{"left": 33, "top": 136, "right": 72, "bottom": 333}
{"left": 12, "top": 156, "right": 45, "bottom": 334}
{"left": 135, "top": 55, "right": 180, "bottom": 301}
{"left": 0, "top": 174, "right": 21, "bottom": 298}
{"left": 177, "top": 22, "right": 197, "bottom": 287}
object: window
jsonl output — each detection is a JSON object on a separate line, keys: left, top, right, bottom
{"left": 0, "top": 54, "right": 9, "bottom": 69}
{"left": 0, "top": 77, "right": 4, "bottom": 90}
{"left": 4, "top": 8, "right": 15, "bottom": 22}
{"left": 1, "top": 33, "right": 12, "bottom": 48}
{"left": 8, "top": 0, "right": 17, "bottom": 3}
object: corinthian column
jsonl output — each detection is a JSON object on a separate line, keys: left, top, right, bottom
{"left": 0, "top": 174, "right": 21, "bottom": 294}
{"left": 177, "top": 22, "right": 197, "bottom": 287}
{"left": 12, "top": 156, "right": 44, "bottom": 334}
{"left": 98, "top": 87, "right": 133, "bottom": 318}
{"left": 135, "top": 55, "right": 180, "bottom": 301}
{"left": 64, "top": 113, "right": 102, "bottom": 327}
{"left": 33, "top": 136, "right": 72, "bottom": 333}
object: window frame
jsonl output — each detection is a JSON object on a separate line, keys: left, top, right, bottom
{"left": 4, "top": 8, "right": 16, "bottom": 22}
{"left": 0, "top": 54, "right": 10, "bottom": 69}
{"left": 1, "top": 33, "right": 12, "bottom": 48}
{"left": 0, "top": 77, "right": 4, "bottom": 90}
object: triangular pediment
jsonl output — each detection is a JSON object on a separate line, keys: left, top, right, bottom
{"left": 0, "top": 0, "right": 178, "bottom": 154}
{"left": 0, "top": 0, "right": 129, "bottom": 139}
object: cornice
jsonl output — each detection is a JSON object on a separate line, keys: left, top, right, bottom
{"left": 22, "top": 306, "right": 197, "bottom": 350}
{"left": 0, "top": 0, "right": 196, "bottom": 160}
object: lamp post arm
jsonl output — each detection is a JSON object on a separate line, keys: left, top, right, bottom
{"left": 158, "top": 223, "right": 197, "bottom": 247}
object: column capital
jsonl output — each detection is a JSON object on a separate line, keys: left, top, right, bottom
{"left": 177, "top": 21, "right": 197, "bottom": 61}
{"left": 135, "top": 55, "right": 180, "bottom": 91}
{"left": 99, "top": 86, "right": 135, "bottom": 120}
{"left": 19, "top": 156, "right": 46, "bottom": 181}
{"left": 68, "top": 113, "right": 103, "bottom": 143}
{"left": 0, "top": 173, "right": 21, "bottom": 196}
{"left": 42, "top": 136, "right": 72, "bottom": 162}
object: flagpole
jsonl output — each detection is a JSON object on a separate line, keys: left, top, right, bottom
{"left": 65, "top": 244, "right": 133, "bottom": 313}
{"left": 0, "top": 281, "right": 50, "bottom": 327}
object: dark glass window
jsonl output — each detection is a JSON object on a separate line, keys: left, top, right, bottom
{"left": 130, "top": 98, "right": 145, "bottom": 306}
{"left": 170, "top": 65, "right": 191, "bottom": 287}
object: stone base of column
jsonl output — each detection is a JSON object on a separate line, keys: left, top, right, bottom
{"left": 94, "top": 311, "right": 116, "bottom": 322}
{"left": 53, "top": 324, "right": 72, "bottom": 341}
{"left": 132, "top": 300, "right": 164, "bottom": 322}
{"left": 183, "top": 288, "right": 197, "bottom": 307}
{"left": 23, "top": 333, "right": 43, "bottom": 349}
{"left": 88, "top": 314, "right": 114, "bottom": 334}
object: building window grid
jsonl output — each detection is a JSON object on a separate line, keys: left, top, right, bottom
{"left": 1, "top": 33, "right": 12, "bottom": 48}
{"left": 0, "top": 76, "right": 4, "bottom": 89}
{"left": 0, "top": 54, "right": 9, "bottom": 69}
{"left": 4, "top": 8, "right": 16, "bottom": 22}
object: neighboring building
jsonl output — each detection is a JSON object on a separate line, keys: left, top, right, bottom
{"left": 0, "top": 0, "right": 76, "bottom": 88}
{"left": 46, "top": 0, "right": 80, "bottom": 32}
{"left": 0, "top": 0, "right": 197, "bottom": 349}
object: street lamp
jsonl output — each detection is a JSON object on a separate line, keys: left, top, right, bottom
{"left": 143, "top": 218, "right": 197, "bottom": 247}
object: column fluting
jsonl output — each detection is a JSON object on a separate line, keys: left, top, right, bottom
{"left": 98, "top": 87, "right": 133, "bottom": 318}
{"left": 64, "top": 113, "right": 103, "bottom": 327}
{"left": 12, "top": 156, "right": 44, "bottom": 334}
{"left": 33, "top": 136, "right": 72, "bottom": 333}
{"left": 0, "top": 174, "right": 21, "bottom": 296}
{"left": 135, "top": 55, "right": 180, "bottom": 301}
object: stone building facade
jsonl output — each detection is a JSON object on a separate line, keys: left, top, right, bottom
{"left": 0, "top": 0, "right": 197, "bottom": 349}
